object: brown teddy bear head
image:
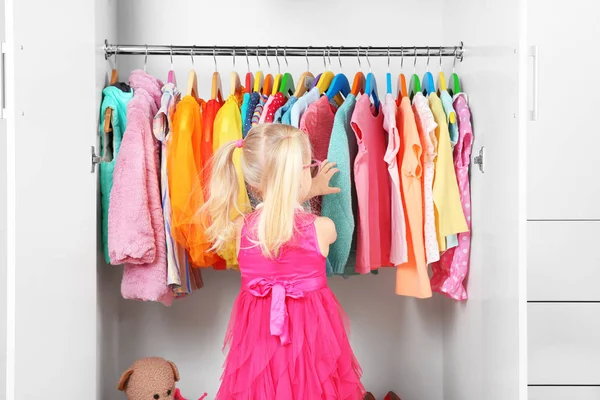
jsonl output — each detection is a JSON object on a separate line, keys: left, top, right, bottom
{"left": 118, "top": 357, "right": 180, "bottom": 400}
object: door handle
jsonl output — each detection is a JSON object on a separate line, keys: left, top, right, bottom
{"left": 529, "top": 45, "right": 539, "bottom": 121}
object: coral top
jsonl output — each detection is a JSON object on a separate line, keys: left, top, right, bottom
{"left": 351, "top": 95, "right": 391, "bottom": 273}
{"left": 213, "top": 94, "right": 251, "bottom": 268}
{"left": 395, "top": 97, "right": 432, "bottom": 299}
{"left": 300, "top": 95, "right": 336, "bottom": 215}
{"left": 382, "top": 93, "right": 408, "bottom": 266}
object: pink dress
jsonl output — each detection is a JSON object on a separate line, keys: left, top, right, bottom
{"left": 430, "top": 94, "right": 473, "bottom": 300}
{"left": 216, "top": 211, "right": 366, "bottom": 400}
{"left": 351, "top": 96, "right": 392, "bottom": 273}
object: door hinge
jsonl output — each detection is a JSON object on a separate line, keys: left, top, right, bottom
{"left": 473, "top": 146, "right": 484, "bottom": 173}
{"left": 91, "top": 146, "right": 102, "bottom": 173}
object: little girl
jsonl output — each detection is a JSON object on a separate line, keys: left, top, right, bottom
{"left": 202, "top": 124, "right": 366, "bottom": 399}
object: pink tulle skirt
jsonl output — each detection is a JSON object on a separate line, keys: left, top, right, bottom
{"left": 216, "top": 288, "right": 366, "bottom": 400}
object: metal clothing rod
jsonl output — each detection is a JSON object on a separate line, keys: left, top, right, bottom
{"left": 104, "top": 40, "right": 464, "bottom": 61}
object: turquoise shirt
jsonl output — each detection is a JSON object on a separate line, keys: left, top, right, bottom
{"left": 240, "top": 92, "right": 250, "bottom": 124}
{"left": 321, "top": 94, "right": 357, "bottom": 275}
{"left": 99, "top": 85, "right": 133, "bottom": 264}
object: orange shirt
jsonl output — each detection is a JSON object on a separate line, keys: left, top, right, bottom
{"left": 395, "top": 97, "right": 432, "bottom": 299}
{"left": 168, "top": 95, "right": 220, "bottom": 267}
{"left": 201, "top": 99, "right": 222, "bottom": 189}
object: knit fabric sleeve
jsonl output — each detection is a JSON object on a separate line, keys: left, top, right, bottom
{"left": 321, "top": 98, "right": 356, "bottom": 274}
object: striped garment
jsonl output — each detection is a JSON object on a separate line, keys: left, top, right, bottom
{"left": 251, "top": 93, "right": 269, "bottom": 127}
{"left": 153, "top": 81, "right": 188, "bottom": 292}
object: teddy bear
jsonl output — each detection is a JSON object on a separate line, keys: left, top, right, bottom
{"left": 117, "top": 357, "right": 205, "bottom": 400}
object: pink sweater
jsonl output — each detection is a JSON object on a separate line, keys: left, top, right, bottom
{"left": 108, "top": 70, "right": 172, "bottom": 305}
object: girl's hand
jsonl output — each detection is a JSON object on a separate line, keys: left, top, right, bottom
{"left": 308, "top": 160, "right": 341, "bottom": 199}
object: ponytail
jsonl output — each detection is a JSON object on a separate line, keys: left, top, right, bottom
{"left": 202, "top": 140, "right": 241, "bottom": 252}
{"left": 257, "top": 132, "right": 308, "bottom": 258}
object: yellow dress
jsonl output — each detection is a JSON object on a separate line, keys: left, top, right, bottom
{"left": 213, "top": 94, "right": 251, "bottom": 268}
{"left": 429, "top": 93, "right": 468, "bottom": 251}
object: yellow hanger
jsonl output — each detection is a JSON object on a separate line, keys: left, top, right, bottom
{"left": 252, "top": 47, "right": 264, "bottom": 93}
{"left": 272, "top": 49, "right": 282, "bottom": 95}
{"left": 186, "top": 48, "right": 199, "bottom": 98}
{"left": 316, "top": 48, "right": 334, "bottom": 94}
{"left": 437, "top": 47, "right": 448, "bottom": 92}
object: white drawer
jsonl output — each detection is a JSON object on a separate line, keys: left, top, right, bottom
{"left": 528, "top": 221, "right": 600, "bottom": 301}
{"left": 529, "top": 386, "right": 600, "bottom": 400}
{"left": 529, "top": 304, "right": 600, "bottom": 384}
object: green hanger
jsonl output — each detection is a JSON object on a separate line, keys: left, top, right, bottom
{"left": 408, "top": 47, "right": 421, "bottom": 101}
{"left": 448, "top": 48, "right": 462, "bottom": 96}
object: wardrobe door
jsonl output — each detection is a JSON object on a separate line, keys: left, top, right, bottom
{"left": 10, "top": 0, "right": 99, "bottom": 398}
{"left": 527, "top": 0, "right": 600, "bottom": 220}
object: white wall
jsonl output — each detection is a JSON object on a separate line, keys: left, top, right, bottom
{"left": 101, "top": 1, "right": 452, "bottom": 399}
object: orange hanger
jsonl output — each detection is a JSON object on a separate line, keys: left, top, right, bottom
{"left": 351, "top": 48, "right": 365, "bottom": 96}
{"left": 103, "top": 65, "right": 119, "bottom": 134}
{"left": 262, "top": 48, "right": 274, "bottom": 95}
{"left": 244, "top": 48, "right": 254, "bottom": 94}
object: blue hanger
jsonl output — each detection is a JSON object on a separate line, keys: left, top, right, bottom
{"left": 326, "top": 73, "right": 350, "bottom": 100}
{"left": 326, "top": 49, "right": 350, "bottom": 101}
{"left": 386, "top": 47, "right": 392, "bottom": 94}
{"left": 422, "top": 47, "right": 435, "bottom": 96}
{"left": 364, "top": 48, "right": 380, "bottom": 109}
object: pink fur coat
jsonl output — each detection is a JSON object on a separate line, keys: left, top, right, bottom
{"left": 108, "top": 70, "right": 172, "bottom": 306}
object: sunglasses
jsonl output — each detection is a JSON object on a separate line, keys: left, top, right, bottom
{"left": 303, "top": 159, "right": 322, "bottom": 178}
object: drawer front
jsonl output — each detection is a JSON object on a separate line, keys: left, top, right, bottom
{"left": 529, "top": 304, "right": 600, "bottom": 384}
{"left": 528, "top": 221, "right": 600, "bottom": 301}
{"left": 529, "top": 386, "right": 600, "bottom": 400}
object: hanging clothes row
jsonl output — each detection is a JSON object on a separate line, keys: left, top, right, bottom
{"left": 98, "top": 46, "right": 473, "bottom": 305}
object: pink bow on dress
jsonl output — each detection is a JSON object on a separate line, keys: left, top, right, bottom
{"left": 246, "top": 278, "right": 305, "bottom": 345}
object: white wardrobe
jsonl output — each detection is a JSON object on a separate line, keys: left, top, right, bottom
{"left": 3, "top": 0, "right": 540, "bottom": 399}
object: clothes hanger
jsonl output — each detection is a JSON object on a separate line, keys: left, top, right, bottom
{"left": 397, "top": 46, "right": 408, "bottom": 100}
{"left": 316, "top": 47, "right": 335, "bottom": 94}
{"left": 271, "top": 48, "right": 283, "bottom": 96}
{"left": 186, "top": 48, "right": 199, "bottom": 98}
{"left": 448, "top": 47, "right": 462, "bottom": 96}
{"left": 408, "top": 46, "right": 421, "bottom": 101}
{"left": 364, "top": 47, "right": 380, "bottom": 109}
{"left": 211, "top": 47, "right": 224, "bottom": 102}
{"left": 437, "top": 46, "right": 447, "bottom": 92}
{"left": 104, "top": 47, "right": 119, "bottom": 134}
{"left": 262, "top": 48, "right": 274, "bottom": 95}
{"left": 143, "top": 44, "right": 148, "bottom": 73}
{"left": 167, "top": 45, "right": 176, "bottom": 84}
{"left": 422, "top": 47, "right": 436, "bottom": 96}
{"left": 253, "top": 47, "right": 264, "bottom": 93}
{"left": 244, "top": 48, "right": 254, "bottom": 94}
{"left": 294, "top": 48, "right": 315, "bottom": 98}
{"left": 278, "top": 47, "right": 295, "bottom": 97}
{"left": 326, "top": 48, "right": 350, "bottom": 103}
{"left": 386, "top": 47, "right": 393, "bottom": 94}
{"left": 351, "top": 47, "right": 365, "bottom": 96}
{"left": 230, "top": 48, "right": 242, "bottom": 97}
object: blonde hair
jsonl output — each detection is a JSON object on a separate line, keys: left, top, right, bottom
{"left": 202, "top": 124, "right": 312, "bottom": 258}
